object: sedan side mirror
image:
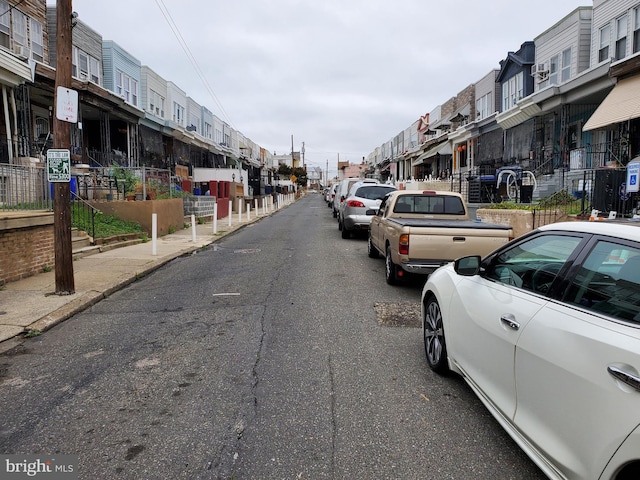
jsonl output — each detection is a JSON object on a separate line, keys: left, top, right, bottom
{"left": 454, "top": 256, "right": 480, "bottom": 276}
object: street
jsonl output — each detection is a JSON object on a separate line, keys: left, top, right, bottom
{"left": 0, "top": 194, "right": 546, "bottom": 479}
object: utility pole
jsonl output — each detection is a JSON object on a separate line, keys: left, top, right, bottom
{"left": 53, "top": 0, "right": 74, "bottom": 294}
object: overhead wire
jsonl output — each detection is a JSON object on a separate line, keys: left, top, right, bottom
{"left": 154, "top": 0, "right": 235, "bottom": 129}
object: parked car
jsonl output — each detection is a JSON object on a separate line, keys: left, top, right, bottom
{"left": 333, "top": 177, "right": 377, "bottom": 218}
{"left": 421, "top": 220, "right": 640, "bottom": 480}
{"left": 367, "top": 190, "right": 512, "bottom": 284}
{"left": 327, "top": 183, "right": 339, "bottom": 209}
{"left": 338, "top": 182, "right": 397, "bottom": 238}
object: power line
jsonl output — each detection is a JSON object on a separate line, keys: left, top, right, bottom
{"left": 154, "top": 0, "right": 235, "bottom": 129}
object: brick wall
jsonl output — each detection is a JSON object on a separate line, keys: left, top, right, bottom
{"left": 0, "top": 215, "right": 55, "bottom": 285}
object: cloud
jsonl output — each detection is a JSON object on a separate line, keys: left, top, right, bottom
{"left": 55, "top": 0, "right": 585, "bottom": 176}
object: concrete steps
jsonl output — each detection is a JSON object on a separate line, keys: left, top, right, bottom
{"left": 72, "top": 231, "right": 145, "bottom": 259}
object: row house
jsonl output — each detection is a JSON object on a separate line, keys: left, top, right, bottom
{"left": 371, "top": 1, "right": 640, "bottom": 212}
{"left": 1, "top": 1, "right": 275, "bottom": 201}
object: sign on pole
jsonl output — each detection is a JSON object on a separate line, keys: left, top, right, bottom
{"left": 55, "top": 86, "right": 78, "bottom": 123}
{"left": 627, "top": 160, "right": 640, "bottom": 193}
{"left": 47, "top": 149, "right": 71, "bottom": 182}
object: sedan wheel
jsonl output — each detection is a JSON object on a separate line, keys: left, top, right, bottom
{"left": 423, "top": 295, "right": 449, "bottom": 374}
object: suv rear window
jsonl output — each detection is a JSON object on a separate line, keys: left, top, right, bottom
{"left": 354, "top": 186, "right": 396, "bottom": 200}
{"left": 393, "top": 195, "right": 466, "bottom": 215}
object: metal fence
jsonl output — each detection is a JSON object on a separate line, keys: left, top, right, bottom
{"left": 1, "top": 162, "right": 174, "bottom": 211}
{"left": 0, "top": 162, "right": 52, "bottom": 211}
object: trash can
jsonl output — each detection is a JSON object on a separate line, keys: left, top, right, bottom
{"left": 520, "top": 185, "right": 533, "bottom": 203}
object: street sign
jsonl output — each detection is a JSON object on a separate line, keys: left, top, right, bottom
{"left": 627, "top": 160, "right": 640, "bottom": 193}
{"left": 56, "top": 86, "right": 78, "bottom": 123}
{"left": 47, "top": 149, "right": 71, "bottom": 182}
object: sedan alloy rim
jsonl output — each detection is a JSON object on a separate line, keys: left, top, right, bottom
{"left": 424, "top": 301, "right": 443, "bottom": 364}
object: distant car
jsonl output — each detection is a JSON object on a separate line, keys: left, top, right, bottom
{"left": 421, "top": 220, "right": 640, "bottom": 480}
{"left": 338, "top": 183, "right": 397, "bottom": 238}
{"left": 333, "top": 177, "right": 378, "bottom": 219}
{"left": 327, "top": 183, "right": 339, "bottom": 209}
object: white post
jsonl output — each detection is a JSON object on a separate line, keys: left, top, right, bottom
{"left": 238, "top": 198, "right": 243, "bottom": 223}
{"left": 213, "top": 203, "right": 218, "bottom": 234}
{"left": 254, "top": 198, "right": 259, "bottom": 216}
{"left": 228, "top": 200, "right": 232, "bottom": 226}
{"left": 191, "top": 214, "right": 197, "bottom": 242}
{"left": 263, "top": 198, "right": 267, "bottom": 216}
{"left": 151, "top": 213, "right": 157, "bottom": 255}
{"left": 247, "top": 200, "right": 251, "bottom": 221}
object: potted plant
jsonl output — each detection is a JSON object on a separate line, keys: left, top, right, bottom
{"left": 113, "top": 166, "right": 139, "bottom": 200}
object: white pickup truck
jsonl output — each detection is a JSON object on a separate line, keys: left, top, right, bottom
{"left": 367, "top": 190, "right": 514, "bottom": 284}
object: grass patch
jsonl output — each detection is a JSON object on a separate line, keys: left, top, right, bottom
{"left": 71, "top": 206, "right": 144, "bottom": 239}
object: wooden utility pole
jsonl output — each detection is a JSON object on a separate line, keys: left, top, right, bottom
{"left": 53, "top": 0, "right": 74, "bottom": 294}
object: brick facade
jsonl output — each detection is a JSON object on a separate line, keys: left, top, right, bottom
{"left": 0, "top": 213, "right": 55, "bottom": 285}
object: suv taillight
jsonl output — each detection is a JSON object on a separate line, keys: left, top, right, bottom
{"left": 347, "top": 199, "right": 366, "bottom": 208}
{"left": 399, "top": 234, "right": 409, "bottom": 255}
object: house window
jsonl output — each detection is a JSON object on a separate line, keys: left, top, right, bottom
{"left": 30, "top": 18, "right": 43, "bottom": 62}
{"left": 149, "top": 89, "right": 165, "bottom": 118}
{"left": 599, "top": 24, "right": 610, "bottom": 62}
{"left": 12, "top": 9, "right": 26, "bottom": 48}
{"left": 476, "top": 92, "right": 491, "bottom": 120}
{"left": 78, "top": 51, "right": 89, "bottom": 79}
{"left": 116, "top": 70, "right": 138, "bottom": 107}
{"left": 549, "top": 55, "right": 559, "bottom": 84}
{"left": 634, "top": 8, "right": 640, "bottom": 53}
{"left": 561, "top": 48, "right": 571, "bottom": 82}
{"left": 0, "top": 0, "right": 9, "bottom": 48}
{"left": 173, "top": 102, "right": 184, "bottom": 125}
{"left": 204, "top": 122, "right": 212, "bottom": 139}
{"left": 215, "top": 129, "right": 223, "bottom": 144}
{"left": 130, "top": 78, "right": 138, "bottom": 106}
{"left": 89, "top": 56, "right": 100, "bottom": 84}
{"left": 501, "top": 72, "right": 523, "bottom": 112}
{"left": 616, "top": 15, "right": 628, "bottom": 60}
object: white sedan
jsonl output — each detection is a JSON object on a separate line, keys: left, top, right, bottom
{"left": 421, "top": 220, "right": 640, "bottom": 480}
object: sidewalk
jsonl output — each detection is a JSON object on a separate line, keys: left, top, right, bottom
{"left": 0, "top": 208, "right": 268, "bottom": 353}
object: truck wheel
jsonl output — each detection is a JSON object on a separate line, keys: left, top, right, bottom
{"left": 367, "top": 234, "right": 379, "bottom": 258}
{"left": 385, "top": 246, "right": 399, "bottom": 285}
{"left": 341, "top": 226, "right": 350, "bottom": 239}
{"left": 338, "top": 217, "right": 343, "bottom": 231}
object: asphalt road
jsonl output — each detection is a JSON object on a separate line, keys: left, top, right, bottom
{"left": 0, "top": 194, "right": 546, "bottom": 480}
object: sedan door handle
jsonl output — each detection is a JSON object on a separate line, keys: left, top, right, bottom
{"left": 500, "top": 314, "right": 520, "bottom": 330}
{"left": 608, "top": 365, "right": 640, "bottom": 392}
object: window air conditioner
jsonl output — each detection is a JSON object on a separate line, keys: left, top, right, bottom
{"left": 13, "top": 44, "right": 27, "bottom": 59}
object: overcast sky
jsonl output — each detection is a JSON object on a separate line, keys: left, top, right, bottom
{"left": 51, "top": 0, "right": 586, "bottom": 176}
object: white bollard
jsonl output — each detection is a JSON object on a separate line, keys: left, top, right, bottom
{"left": 239, "top": 199, "right": 243, "bottom": 223}
{"left": 254, "top": 199, "right": 259, "bottom": 216}
{"left": 213, "top": 204, "right": 218, "bottom": 234}
{"left": 228, "top": 200, "right": 232, "bottom": 227}
{"left": 191, "top": 214, "right": 197, "bottom": 242}
{"left": 247, "top": 201, "right": 251, "bottom": 221}
{"left": 152, "top": 213, "right": 157, "bottom": 255}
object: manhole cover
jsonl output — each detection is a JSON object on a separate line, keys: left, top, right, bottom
{"left": 374, "top": 302, "right": 421, "bottom": 327}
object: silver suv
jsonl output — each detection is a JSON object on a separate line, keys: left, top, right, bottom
{"left": 339, "top": 182, "right": 397, "bottom": 238}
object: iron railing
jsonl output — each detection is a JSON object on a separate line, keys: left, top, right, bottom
{"left": 71, "top": 191, "right": 98, "bottom": 241}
